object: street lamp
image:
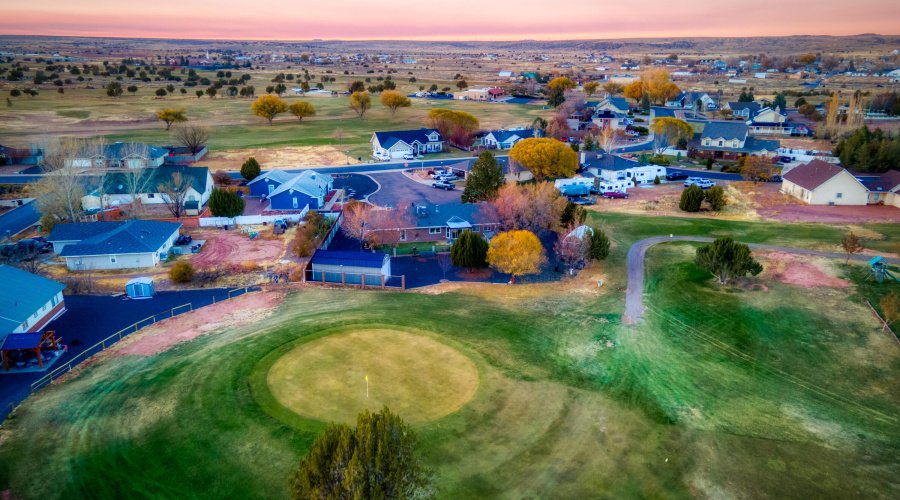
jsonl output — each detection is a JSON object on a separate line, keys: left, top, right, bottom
{"left": 345, "top": 150, "right": 350, "bottom": 165}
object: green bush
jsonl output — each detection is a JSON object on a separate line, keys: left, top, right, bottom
{"left": 208, "top": 188, "right": 245, "bottom": 217}
{"left": 240, "top": 157, "right": 260, "bottom": 181}
{"left": 451, "top": 230, "right": 488, "bottom": 271}
{"left": 169, "top": 261, "right": 194, "bottom": 283}
{"left": 705, "top": 186, "right": 726, "bottom": 211}
{"left": 706, "top": 157, "right": 714, "bottom": 170}
{"left": 648, "top": 155, "right": 670, "bottom": 166}
{"left": 724, "top": 166, "right": 742, "bottom": 174}
{"left": 679, "top": 185, "right": 704, "bottom": 212}
{"left": 653, "top": 175, "right": 661, "bottom": 185}
{"left": 39, "top": 213, "right": 59, "bottom": 233}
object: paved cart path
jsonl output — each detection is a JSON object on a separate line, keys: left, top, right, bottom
{"left": 624, "top": 236, "right": 898, "bottom": 324}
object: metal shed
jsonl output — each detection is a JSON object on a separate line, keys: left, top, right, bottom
{"left": 310, "top": 250, "right": 391, "bottom": 285}
{"left": 126, "top": 277, "right": 155, "bottom": 299}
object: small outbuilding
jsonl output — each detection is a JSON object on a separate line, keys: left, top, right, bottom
{"left": 126, "top": 277, "right": 155, "bottom": 299}
{"left": 310, "top": 250, "right": 391, "bottom": 285}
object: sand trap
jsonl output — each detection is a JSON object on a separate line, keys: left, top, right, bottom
{"left": 116, "top": 292, "right": 284, "bottom": 356}
{"left": 266, "top": 329, "right": 478, "bottom": 424}
{"left": 759, "top": 251, "right": 850, "bottom": 289}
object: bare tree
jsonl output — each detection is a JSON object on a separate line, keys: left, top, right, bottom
{"left": 158, "top": 171, "right": 194, "bottom": 218}
{"left": 31, "top": 137, "right": 97, "bottom": 223}
{"left": 121, "top": 168, "right": 156, "bottom": 219}
{"left": 342, "top": 199, "right": 375, "bottom": 249}
{"left": 438, "top": 252, "right": 452, "bottom": 279}
{"left": 332, "top": 127, "right": 345, "bottom": 145}
{"left": 880, "top": 292, "right": 899, "bottom": 332}
{"left": 369, "top": 203, "right": 415, "bottom": 249}
{"left": 840, "top": 232, "right": 863, "bottom": 266}
{"left": 173, "top": 123, "right": 210, "bottom": 155}
{"left": 555, "top": 224, "right": 590, "bottom": 275}
{"left": 596, "top": 127, "right": 623, "bottom": 154}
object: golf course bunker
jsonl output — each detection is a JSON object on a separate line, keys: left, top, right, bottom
{"left": 267, "top": 329, "right": 478, "bottom": 424}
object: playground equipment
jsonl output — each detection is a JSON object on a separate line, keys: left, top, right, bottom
{"left": 243, "top": 225, "right": 259, "bottom": 240}
{"left": 866, "top": 256, "right": 900, "bottom": 283}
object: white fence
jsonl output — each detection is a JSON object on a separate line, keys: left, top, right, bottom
{"left": 199, "top": 205, "right": 309, "bottom": 227}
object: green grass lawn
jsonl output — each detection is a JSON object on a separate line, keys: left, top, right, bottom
{"left": 2, "top": 215, "right": 899, "bottom": 499}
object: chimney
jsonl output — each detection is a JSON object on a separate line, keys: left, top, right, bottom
{"left": 580, "top": 152, "right": 585, "bottom": 165}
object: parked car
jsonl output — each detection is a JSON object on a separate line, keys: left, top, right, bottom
{"left": 176, "top": 235, "right": 193, "bottom": 245}
{"left": 666, "top": 172, "right": 689, "bottom": 181}
{"left": 763, "top": 174, "right": 783, "bottom": 182}
{"left": 685, "top": 178, "right": 716, "bottom": 189}
{"left": 601, "top": 191, "right": 629, "bottom": 199}
{"left": 430, "top": 170, "right": 450, "bottom": 179}
{"left": 432, "top": 181, "right": 454, "bottom": 190}
{"left": 403, "top": 153, "right": 415, "bottom": 160}
{"left": 435, "top": 174, "right": 457, "bottom": 181}
{"left": 572, "top": 197, "right": 596, "bottom": 205}
{"left": 778, "top": 156, "right": 793, "bottom": 163}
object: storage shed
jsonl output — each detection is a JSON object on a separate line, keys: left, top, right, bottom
{"left": 126, "top": 277, "right": 155, "bottom": 299}
{"left": 311, "top": 250, "right": 391, "bottom": 284}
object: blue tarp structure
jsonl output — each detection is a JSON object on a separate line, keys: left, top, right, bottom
{"left": 559, "top": 184, "right": 591, "bottom": 196}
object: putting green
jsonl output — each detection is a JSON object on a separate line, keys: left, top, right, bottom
{"left": 266, "top": 329, "right": 479, "bottom": 424}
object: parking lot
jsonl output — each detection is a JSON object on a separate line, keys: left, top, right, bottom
{"left": 367, "top": 171, "right": 462, "bottom": 207}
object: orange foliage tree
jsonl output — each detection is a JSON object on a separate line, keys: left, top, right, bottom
{"left": 640, "top": 68, "right": 680, "bottom": 105}
{"left": 487, "top": 230, "right": 547, "bottom": 284}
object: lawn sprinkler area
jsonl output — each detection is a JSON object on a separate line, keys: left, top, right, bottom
{"left": 263, "top": 329, "right": 478, "bottom": 425}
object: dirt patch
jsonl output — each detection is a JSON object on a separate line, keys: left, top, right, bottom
{"left": 454, "top": 268, "right": 492, "bottom": 280}
{"left": 190, "top": 230, "right": 286, "bottom": 267}
{"left": 115, "top": 291, "right": 284, "bottom": 356}
{"left": 759, "top": 251, "right": 850, "bottom": 288}
{"left": 759, "top": 203, "right": 900, "bottom": 224}
{"left": 201, "top": 146, "right": 360, "bottom": 171}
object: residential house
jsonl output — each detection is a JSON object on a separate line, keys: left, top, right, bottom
{"left": 68, "top": 142, "right": 170, "bottom": 169}
{"left": 48, "top": 220, "right": 182, "bottom": 271}
{"left": 781, "top": 160, "right": 870, "bottom": 205}
{"left": 81, "top": 165, "right": 213, "bottom": 211}
{"left": 482, "top": 129, "right": 540, "bottom": 150}
{"left": 247, "top": 169, "right": 298, "bottom": 197}
{"left": 581, "top": 153, "right": 666, "bottom": 189}
{"left": 689, "top": 122, "right": 780, "bottom": 160}
{"left": 267, "top": 170, "right": 333, "bottom": 211}
{"left": 666, "top": 91, "right": 716, "bottom": 110}
{"left": 621, "top": 63, "right": 640, "bottom": 71}
{"left": 593, "top": 96, "right": 631, "bottom": 115}
{"left": 863, "top": 170, "right": 900, "bottom": 207}
{"left": 371, "top": 129, "right": 444, "bottom": 159}
{"left": 374, "top": 203, "right": 500, "bottom": 243}
{"left": 0, "top": 265, "right": 66, "bottom": 338}
{"left": 746, "top": 107, "right": 798, "bottom": 136}
{"left": 591, "top": 109, "right": 628, "bottom": 131}
{"left": 723, "top": 101, "right": 761, "bottom": 118}
{"left": 455, "top": 88, "right": 503, "bottom": 101}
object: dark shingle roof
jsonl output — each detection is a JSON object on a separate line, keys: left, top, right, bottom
{"left": 0, "top": 265, "right": 66, "bottom": 336}
{"left": 311, "top": 250, "right": 387, "bottom": 269}
{"left": 405, "top": 203, "right": 495, "bottom": 229}
{"left": 862, "top": 170, "right": 900, "bottom": 192}
{"left": 782, "top": 159, "right": 847, "bottom": 191}
{"left": 373, "top": 129, "right": 442, "bottom": 149}
{"left": 701, "top": 122, "right": 749, "bottom": 141}
{"left": 76, "top": 142, "right": 169, "bottom": 161}
{"left": 485, "top": 129, "right": 538, "bottom": 144}
{"left": 583, "top": 153, "right": 639, "bottom": 171}
{"left": 727, "top": 102, "right": 761, "bottom": 113}
{"left": 50, "top": 220, "right": 182, "bottom": 257}
{"left": 97, "top": 165, "right": 209, "bottom": 196}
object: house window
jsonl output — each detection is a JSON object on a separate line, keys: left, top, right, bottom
{"left": 429, "top": 227, "right": 441, "bottom": 234}
{"left": 52, "top": 296, "right": 58, "bottom": 307}
{"left": 268, "top": 185, "right": 275, "bottom": 194}
{"left": 473, "top": 225, "right": 481, "bottom": 232}
{"left": 33, "top": 311, "right": 38, "bottom": 319}
{"left": 292, "top": 197, "right": 298, "bottom": 208}
{"left": 147, "top": 193, "right": 155, "bottom": 198}
{"left": 733, "top": 141, "right": 738, "bottom": 147}
{"left": 110, "top": 255, "right": 117, "bottom": 263}
{"left": 718, "top": 140, "right": 723, "bottom": 146}
{"left": 400, "top": 230, "right": 407, "bottom": 241}
{"left": 836, "top": 193, "right": 842, "bottom": 198}
{"left": 21, "top": 321, "right": 27, "bottom": 330}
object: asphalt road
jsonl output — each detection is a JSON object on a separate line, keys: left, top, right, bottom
{"left": 623, "top": 236, "right": 898, "bottom": 324}
{"left": 0, "top": 200, "right": 40, "bottom": 238}
{"left": 367, "top": 172, "right": 461, "bottom": 206}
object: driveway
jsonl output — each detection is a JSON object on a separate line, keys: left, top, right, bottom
{"left": 367, "top": 172, "right": 461, "bottom": 207}
{"left": 0, "top": 288, "right": 255, "bottom": 421}
{"left": 0, "top": 200, "right": 39, "bottom": 238}
{"left": 624, "top": 236, "right": 898, "bottom": 324}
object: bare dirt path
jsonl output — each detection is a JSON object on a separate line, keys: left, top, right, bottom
{"left": 623, "top": 236, "right": 899, "bottom": 324}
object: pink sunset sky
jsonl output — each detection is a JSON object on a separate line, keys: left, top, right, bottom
{"left": 2, "top": 1, "right": 899, "bottom": 40}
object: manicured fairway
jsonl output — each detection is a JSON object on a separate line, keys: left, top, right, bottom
{"left": 264, "top": 329, "right": 478, "bottom": 424}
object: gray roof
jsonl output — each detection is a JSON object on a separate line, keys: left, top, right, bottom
{"left": 246, "top": 169, "right": 297, "bottom": 186}
{"left": 484, "top": 129, "right": 538, "bottom": 144}
{"left": 76, "top": 142, "right": 169, "bottom": 161}
{"left": 690, "top": 134, "right": 779, "bottom": 153}
{"left": 0, "top": 265, "right": 66, "bottom": 336}
{"left": 311, "top": 250, "right": 387, "bottom": 269}
{"left": 95, "top": 165, "right": 210, "bottom": 197}
{"left": 269, "top": 170, "right": 332, "bottom": 198}
{"left": 727, "top": 102, "right": 761, "bottom": 113}
{"left": 50, "top": 220, "right": 182, "bottom": 257}
{"left": 405, "top": 203, "right": 496, "bottom": 229}
{"left": 701, "top": 122, "right": 749, "bottom": 141}
{"left": 583, "top": 153, "right": 639, "bottom": 171}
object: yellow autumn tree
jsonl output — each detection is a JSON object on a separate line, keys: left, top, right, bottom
{"left": 640, "top": 68, "right": 680, "bottom": 105}
{"left": 623, "top": 81, "right": 643, "bottom": 103}
{"left": 426, "top": 108, "right": 480, "bottom": 140}
{"left": 156, "top": 108, "right": 187, "bottom": 130}
{"left": 349, "top": 91, "right": 371, "bottom": 118}
{"left": 288, "top": 101, "right": 316, "bottom": 121}
{"left": 547, "top": 76, "right": 577, "bottom": 90}
{"left": 251, "top": 95, "right": 288, "bottom": 125}
{"left": 379, "top": 90, "right": 412, "bottom": 117}
{"left": 508, "top": 138, "right": 578, "bottom": 182}
{"left": 649, "top": 117, "right": 693, "bottom": 153}
{"left": 583, "top": 81, "right": 600, "bottom": 97}
{"left": 487, "top": 230, "right": 547, "bottom": 284}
